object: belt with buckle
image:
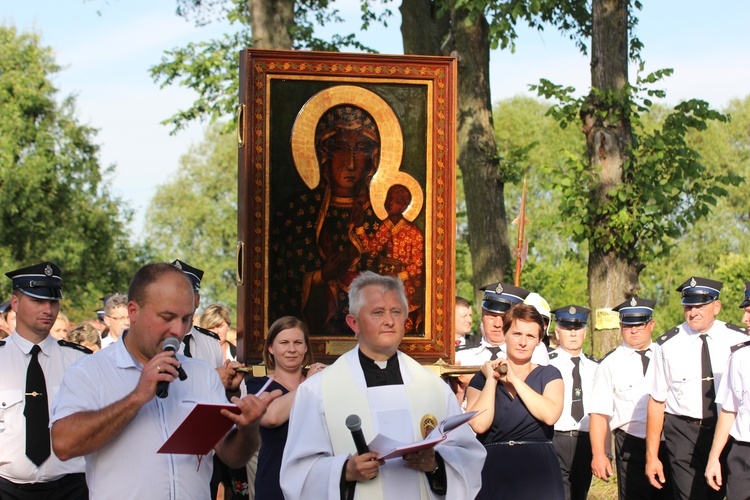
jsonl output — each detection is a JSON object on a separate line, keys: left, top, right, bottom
{"left": 486, "top": 440, "right": 552, "bottom": 447}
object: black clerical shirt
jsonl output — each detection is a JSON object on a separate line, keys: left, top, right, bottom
{"left": 358, "top": 349, "right": 404, "bottom": 387}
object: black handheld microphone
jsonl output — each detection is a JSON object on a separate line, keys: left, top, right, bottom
{"left": 345, "top": 414, "right": 370, "bottom": 455}
{"left": 156, "top": 338, "right": 188, "bottom": 399}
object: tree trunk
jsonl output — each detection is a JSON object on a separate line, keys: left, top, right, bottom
{"left": 450, "top": 7, "right": 512, "bottom": 294}
{"left": 249, "top": 0, "right": 295, "bottom": 49}
{"left": 399, "top": 0, "right": 449, "bottom": 55}
{"left": 584, "top": 0, "right": 640, "bottom": 357}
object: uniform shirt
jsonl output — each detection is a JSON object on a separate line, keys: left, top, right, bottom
{"left": 50, "top": 334, "right": 228, "bottom": 500}
{"left": 178, "top": 326, "right": 223, "bottom": 369}
{"left": 649, "top": 320, "right": 746, "bottom": 419}
{"left": 548, "top": 348, "right": 598, "bottom": 432}
{"left": 100, "top": 334, "right": 116, "bottom": 349}
{"left": 589, "top": 342, "right": 656, "bottom": 439}
{"left": 0, "top": 333, "right": 87, "bottom": 483}
{"left": 455, "top": 338, "right": 549, "bottom": 366}
{"left": 716, "top": 341, "right": 750, "bottom": 443}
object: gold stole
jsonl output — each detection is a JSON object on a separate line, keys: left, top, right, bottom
{"left": 322, "top": 349, "right": 447, "bottom": 500}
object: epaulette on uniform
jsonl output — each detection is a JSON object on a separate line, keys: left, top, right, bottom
{"left": 584, "top": 353, "right": 598, "bottom": 363}
{"left": 58, "top": 339, "right": 93, "bottom": 354}
{"left": 731, "top": 339, "right": 750, "bottom": 353}
{"left": 549, "top": 352, "right": 559, "bottom": 360}
{"left": 598, "top": 348, "right": 617, "bottom": 363}
{"left": 726, "top": 323, "right": 748, "bottom": 335}
{"left": 194, "top": 325, "right": 220, "bottom": 340}
{"left": 0, "top": 340, "right": 5, "bottom": 347}
{"left": 656, "top": 327, "right": 680, "bottom": 346}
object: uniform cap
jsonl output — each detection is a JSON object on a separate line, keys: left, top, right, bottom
{"left": 171, "top": 259, "right": 204, "bottom": 290}
{"left": 613, "top": 297, "right": 656, "bottom": 325}
{"left": 552, "top": 305, "right": 590, "bottom": 328}
{"left": 740, "top": 281, "right": 750, "bottom": 309}
{"left": 676, "top": 276, "right": 722, "bottom": 306}
{"left": 5, "top": 262, "right": 63, "bottom": 300}
{"left": 479, "top": 282, "right": 530, "bottom": 314}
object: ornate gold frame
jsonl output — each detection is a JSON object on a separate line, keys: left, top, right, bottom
{"left": 237, "top": 49, "right": 457, "bottom": 364}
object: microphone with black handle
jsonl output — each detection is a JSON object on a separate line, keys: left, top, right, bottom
{"left": 156, "top": 337, "right": 188, "bottom": 399}
{"left": 345, "top": 414, "right": 370, "bottom": 455}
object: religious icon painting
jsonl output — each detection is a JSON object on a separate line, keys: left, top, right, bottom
{"left": 237, "top": 50, "right": 457, "bottom": 364}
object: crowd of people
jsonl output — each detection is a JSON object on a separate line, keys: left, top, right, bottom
{"left": 453, "top": 277, "right": 750, "bottom": 500}
{"left": 2, "top": 257, "right": 750, "bottom": 500}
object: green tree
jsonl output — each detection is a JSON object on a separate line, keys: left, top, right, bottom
{"left": 494, "top": 96, "right": 588, "bottom": 306}
{"left": 0, "top": 25, "right": 137, "bottom": 321}
{"left": 143, "top": 123, "right": 238, "bottom": 313}
{"left": 534, "top": 0, "right": 740, "bottom": 355}
{"left": 640, "top": 96, "right": 750, "bottom": 331}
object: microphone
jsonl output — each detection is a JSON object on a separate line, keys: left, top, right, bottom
{"left": 156, "top": 338, "right": 188, "bottom": 399}
{"left": 345, "top": 414, "right": 370, "bottom": 455}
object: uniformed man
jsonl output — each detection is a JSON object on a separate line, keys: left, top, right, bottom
{"left": 646, "top": 276, "right": 747, "bottom": 499}
{"left": 455, "top": 282, "right": 549, "bottom": 366}
{"left": 589, "top": 298, "right": 672, "bottom": 499}
{"left": 170, "top": 259, "right": 224, "bottom": 371}
{"left": 171, "top": 259, "right": 243, "bottom": 500}
{"left": 548, "top": 305, "right": 597, "bottom": 500}
{"left": 0, "top": 262, "right": 90, "bottom": 499}
{"left": 704, "top": 281, "right": 750, "bottom": 497}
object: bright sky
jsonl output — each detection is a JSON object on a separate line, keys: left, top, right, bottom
{"left": 5, "top": 1, "right": 750, "bottom": 241}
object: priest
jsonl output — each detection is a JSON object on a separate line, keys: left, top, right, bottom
{"left": 280, "top": 272, "right": 485, "bottom": 500}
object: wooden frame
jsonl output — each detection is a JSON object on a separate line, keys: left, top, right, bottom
{"left": 237, "top": 49, "right": 457, "bottom": 364}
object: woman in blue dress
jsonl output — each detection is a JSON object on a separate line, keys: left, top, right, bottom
{"left": 241, "top": 316, "right": 326, "bottom": 499}
{"left": 467, "top": 304, "right": 565, "bottom": 499}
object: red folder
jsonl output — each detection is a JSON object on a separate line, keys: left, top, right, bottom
{"left": 157, "top": 403, "right": 240, "bottom": 455}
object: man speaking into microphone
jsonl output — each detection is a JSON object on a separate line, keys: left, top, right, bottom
{"left": 281, "top": 272, "right": 485, "bottom": 499}
{"left": 49, "top": 263, "right": 278, "bottom": 499}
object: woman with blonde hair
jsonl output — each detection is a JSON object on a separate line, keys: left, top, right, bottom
{"left": 66, "top": 322, "right": 101, "bottom": 352}
{"left": 199, "top": 303, "right": 235, "bottom": 361}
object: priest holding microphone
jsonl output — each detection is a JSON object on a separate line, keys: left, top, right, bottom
{"left": 50, "top": 263, "right": 278, "bottom": 499}
{"left": 280, "top": 272, "right": 485, "bottom": 500}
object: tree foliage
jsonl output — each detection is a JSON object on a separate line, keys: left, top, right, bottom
{"left": 143, "top": 123, "right": 238, "bottom": 313}
{"left": 533, "top": 63, "right": 741, "bottom": 265}
{"left": 451, "top": 0, "right": 589, "bottom": 51}
{"left": 494, "top": 96, "right": 588, "bottom": 306}
{"left": 0, "top": 25, "right": 137, "bottom": 321}
{"left": 152, "top": 0, "right": 385, "bottom": 133}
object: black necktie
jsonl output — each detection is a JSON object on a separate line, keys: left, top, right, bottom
{"left": 571, "top": 356, "right": 584, "bottom": 422}
{"left": 25, "top": 345, "right": 50, "bottom": 466}
{"left": 700, "top": 334, "right": 717, "bottom": 420}
{"left": 487, "top": 346, "right": 501, "bottom": 361}
{"left": 183, "top": 334, "right": 192, "bottom": 358}
{"left": 636, "top": 349, "right": 650, "bottom": 376}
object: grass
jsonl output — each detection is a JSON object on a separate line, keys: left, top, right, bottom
{"left": 588, "top": 475, "right": 619, "bottom": 499}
